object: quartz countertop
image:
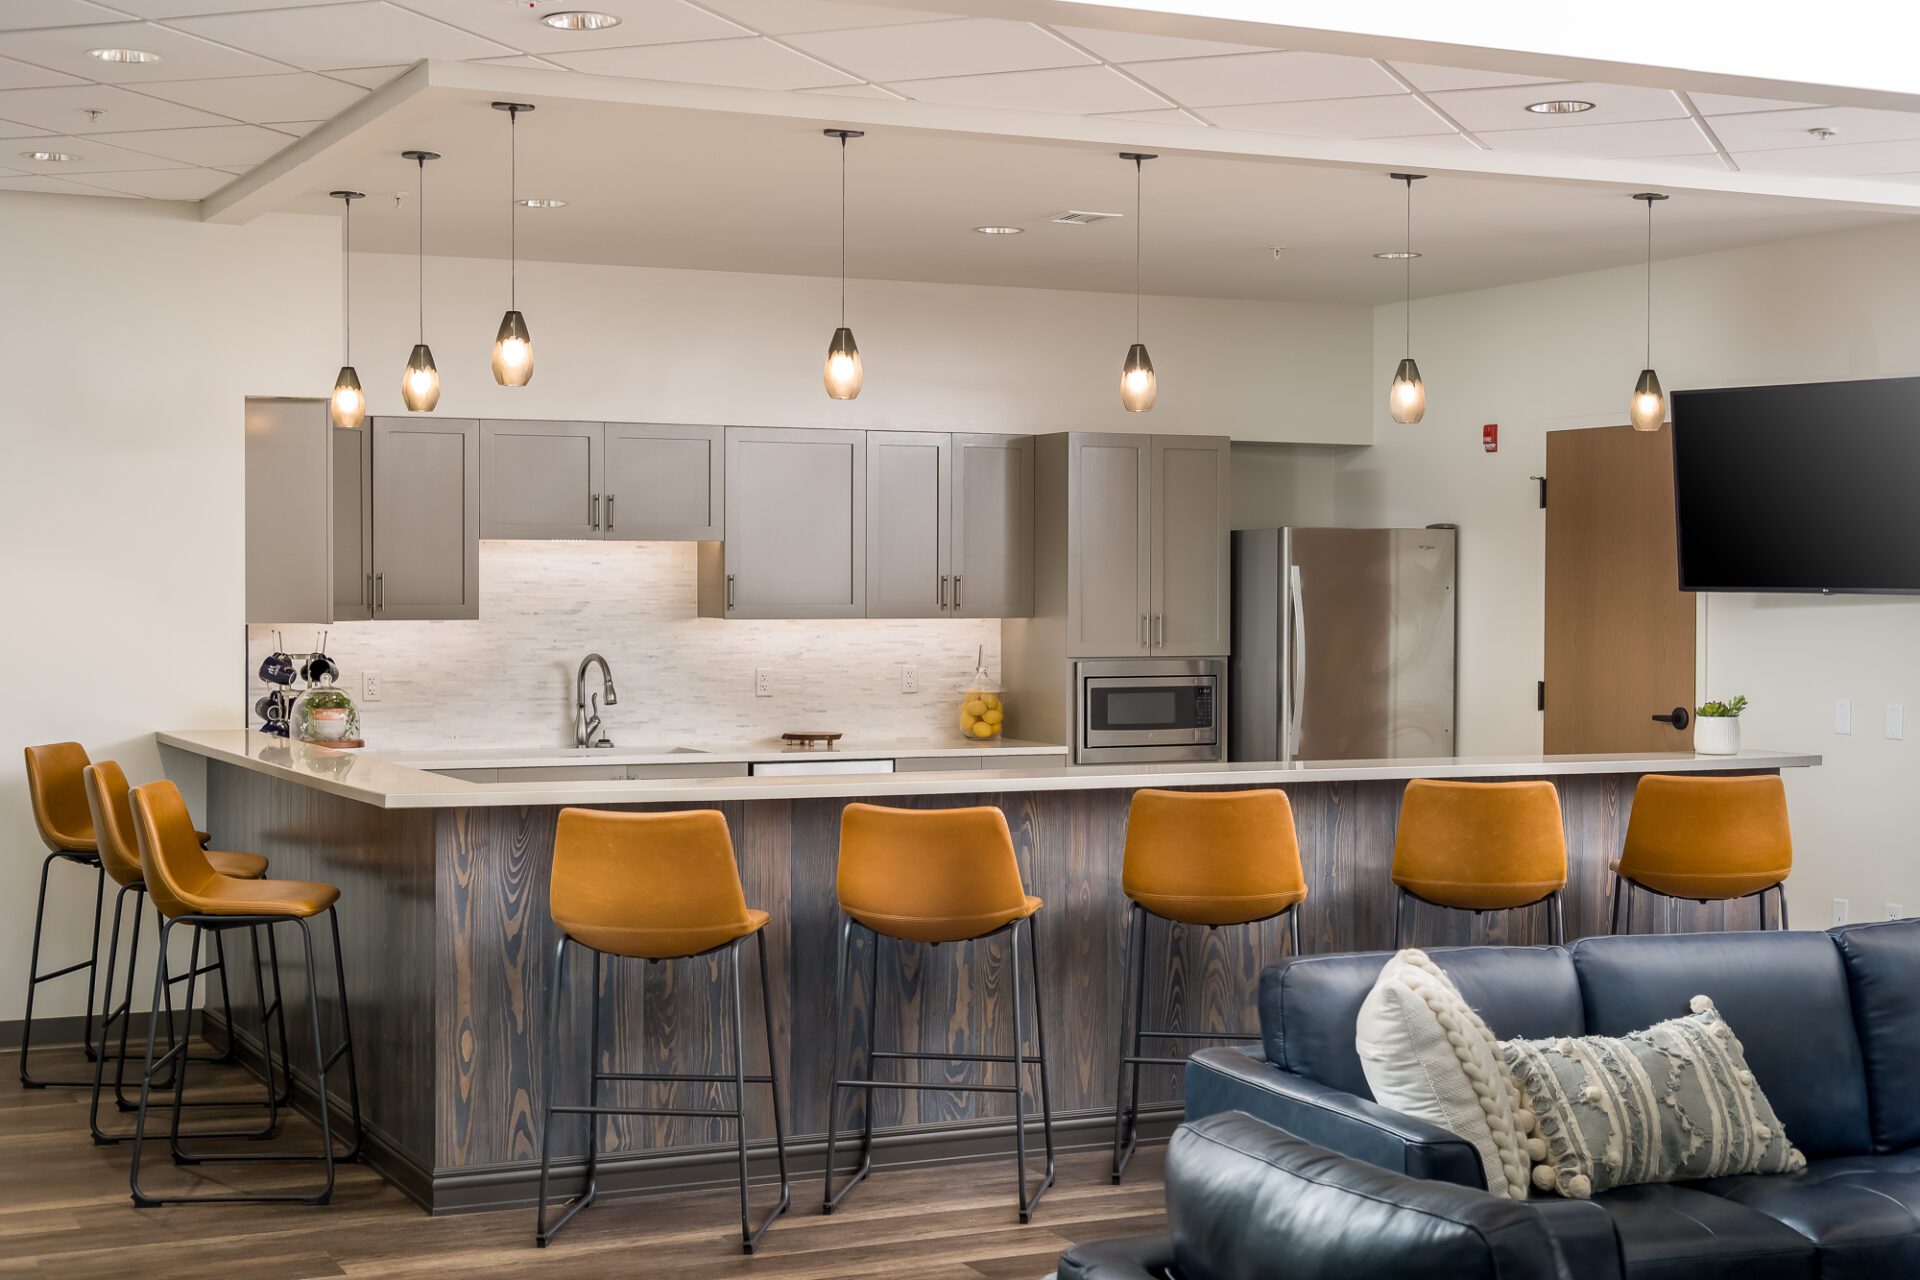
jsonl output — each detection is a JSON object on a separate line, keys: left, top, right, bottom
{"left": 158, "top": 729, "right": 1820, "bottom": 812}
{"left": 359, "top": 738, "right": 1066, "bottom": 770}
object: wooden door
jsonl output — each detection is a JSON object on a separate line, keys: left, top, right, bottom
{"left": 1066, "top": 433, "right": 1152, "bottom": 656}
{"left": 603, "top": 423, "right": 723, "bottom": 541}
{"left": 478, "top": 420, "right": 602, "bottom": 540}
{"left": 719, "top": 426, "right": 865, "bottom": 619}
{"left": 865, "top": 431, "right": 951, "bottom": 618}
{"left": 1544, "top": 425, "right": 1695, "bottom": 752}
{"left": 1150, "top": 434, "right": 1232, "bottom": 656}
{"left": 952, "top": 433, "right": 1034, "bottom": 619}
{"left": 371, "top": 417, "right": 480, "bottom": 620}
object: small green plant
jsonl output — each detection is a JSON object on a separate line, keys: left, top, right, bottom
{"left": 1697, "top": 695, "right": 1748, "bottom": 718}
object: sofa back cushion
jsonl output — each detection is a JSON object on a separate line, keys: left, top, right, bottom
{"left": 1260, "top": 947, "right": 1584, "bottom": 1098}
{"left": 1831, "top": 918, "right": 1920, "bottom": 1153}
{"left": 1571, "top": 931, "right": 1870, "bottom": 1157}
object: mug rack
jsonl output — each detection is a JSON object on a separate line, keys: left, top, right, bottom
{"left": 255, "top": 629, "right": 363, "bottom": 748}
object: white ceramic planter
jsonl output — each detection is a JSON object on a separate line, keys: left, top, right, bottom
{"left": 1695, "top": 716, "right": 1740, "bottom": 755}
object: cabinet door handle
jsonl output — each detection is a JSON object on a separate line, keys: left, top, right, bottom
{"left": 940, "top": 575, "right": 948, "bottom": 608}
{"left": 726, "top": 574, "right": 736, "bottom": 609}
{"left": 1140, "top": 614, "right": 1149, "bottom": 647}
{"left": 590, "top": 493, "right": 600, "bottom": 529}
{"left": 605, "top": 493, "right": 614, "bottom": 533}
{"left": 1155, "top": 614, "right": 1165, "bottom": 647}
{"left": 365, "top": 572, "right": 372, "bottom": 610}
{"left": 375, "top": 572, "right": 385, "bottom": 613}
{"left": 954, "top": 575, "right": 962, "bottom": 612}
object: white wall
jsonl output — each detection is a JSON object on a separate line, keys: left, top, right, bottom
{"left": 1339, "top": 218, "right": 1920, "bottom": 925}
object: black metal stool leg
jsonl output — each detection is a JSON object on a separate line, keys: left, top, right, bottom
{"left": 1393, "top": 885, "right": 1409, "bottom": 949}
{"left": 755, "top": 928, "right": 792, "bottom": 1231}
{"left": 295, "top": 917, "right": 338, "bottom": 1204}
{"left": 1288, "top": 904, "right": 1302, "bottom": 957}
{"left": 20, "top": 854, "right": 106, "bottom": 1086}
{"left": 535, "top": 935, "right": 582, "bottom": 1246}
{"left": 1609, "top": 874, "right": 1623, "bottom": 935}
{"left": 1111, "top": 901, "right": 1147, "bottom": 1183}
{"left": 1020, "top": 913, "right": 1056, "bottom": 1221}
{"left": 129, "top": 918, "right": 176, "bottom": 1208}
{"left": 1548, "top": 891, "right": 1566, "bottom": 946}
{"left": 728, "top": 937, "right": 789, "bottom": 1253}
{"left": 1777, "top": 885, "right": 1790, "bottom": 931}
{"left": 822, "top": 917, "right": 860, "bottom": 1214}
{"left": 325, "top": 908, "right": 364, "bottom": 1160}
{"left": 1010, "top": 912, "right": 1031, "bottom": 1220}
{"left": 88, "top": 885, "right": 134, "bottom": 1143}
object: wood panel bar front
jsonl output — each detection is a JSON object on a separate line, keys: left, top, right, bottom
{"left": 202, "top": 761, "right": 1778, "bottom": 1213}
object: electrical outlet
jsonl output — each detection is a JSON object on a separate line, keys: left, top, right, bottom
{"left": 362, "top": 672, "right": 382, "bottom": 702}
{"left": 754, "top": 668, "right": 772, "bottom": 698}
{"left": 1887, "top": 703, "right": 1905, "bottom": 740}
{"left": 1835, "top": 698, "right": 1852, "bottom": 735}
{"left": 1886, "top": 902, "right": 1906, "bottom": 921}
{"left": 1832, "top": 897, "right": 1850, "bottom": 926}
{"left": 901, "top": 665, "right": 918, "bottom": 694}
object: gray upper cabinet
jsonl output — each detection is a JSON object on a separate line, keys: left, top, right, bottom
{"left": 333, "top": 424, "right": 373, "bottom": 621}
{"left": 604, "top": 423, "right": 722, "bottom": 541}
{"left": 479, "top": 420, "right": 601, "bottom": 539}
{"left": 700, "top": 426, "right": 866, "bottom": 619}
{"left": 371, "top": 417, "right": 480, "bottom": 620}
{"left": 1066, "top": 433, "right": 1153, "bottom": 656}
{"left": 866, "top": 431, "right": 951, "bottom": 618}
{"left": 952, "top": 433, "right": 1034, "bottom": 619}
{"left": 246, "top": 398, "right": 336, "bottom": 624}
{"left": 1150, "top": 435, "right": 1231, "bottom": 656}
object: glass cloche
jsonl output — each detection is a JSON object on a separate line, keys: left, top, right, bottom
{"left": 293, "top": 681, "right": 360, "bottom": 745}
{"left": 956, "top": 646, "right": 1007, "bottom": 741}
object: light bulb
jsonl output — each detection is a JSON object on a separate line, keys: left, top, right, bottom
{"left": 330, "top": 366, "right": 365, "bottom": 429}
{"left": 1120, "top": 342, "right": 1157, "bottom": 413}
{"left": 491, "top": 309, "right": 533, "bottom": 386}
{"left": 824, "top": 326, "right": 862, "bottom": 400}
{"left": 1630, "top": 367, "right": 1666, "bottom": 432}
{"left": 1389, "top": 356, "right": 1426, "bottom": 424}
{"left": 402, "top": 342, "right": 441, "bottom": 412}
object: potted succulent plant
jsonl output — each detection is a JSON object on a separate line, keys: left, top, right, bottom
{"left": 1694, "top": 695, "right": 1748, "bottom": 755}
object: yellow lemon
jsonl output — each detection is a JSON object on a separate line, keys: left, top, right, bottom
{"left": 971, "top": 720, "right": 995, "bottom": 738}
{"left": 984, "top": 693, "right": 1001, "bottom": 710}
{"left": 984, "top": 708, "right": 1003, "bottom": 725}
{"left": 963, "top": 698, "right": 987, "bottom": 718}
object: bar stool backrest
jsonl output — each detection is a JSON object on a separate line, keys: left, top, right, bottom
{"left": 838, "top": 803, "right": 1029, "bottom": 944}
{"left": 1122, "top": 789, "right": 1305, "bottom": 919}
{"left": 551, "top": 807, "right": 753, "bottom": 959}
{"left": 82, "top": 761, "right": 146, "bottom": 889}
{"left": 130, "top": 780, "right": 220, "bottom": 920}
{"left": 1619, "top": 774, "right": 1792, "bottom": 892}
{"left": 24, "top": 741, "right": 94, "bottom": 853}
{"left": 1392, "top": 779, "right": 1567, "bottom": 910}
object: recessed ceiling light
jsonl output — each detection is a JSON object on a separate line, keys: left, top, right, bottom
{"left": 516, "top": 197, "right": 567, "bottom": 208}
{"left": 973, "top": 225, "right": 1022, "bottom": 235}
{"left": 541, "top": 10, "right": 622, "bottom": 30}
{"left": 1374, "top": 250, "right": 1422, "bottom": 260}
{"left": 89, "top": 47, "right": 162, "bottom": 64}
{"left": 22, "top": 149, "right": 80, "bottom": 162}
{"left": 1526, "top": 99, "right": 1595, "bottom": 114}
{"left": 1808, "top": 126, "right": 1839, "bottom": 140}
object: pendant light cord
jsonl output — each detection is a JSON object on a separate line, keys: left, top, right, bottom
{"left": 1134, "top": 156, "right": 1143, "bottom": 341}
{"left": 416, "top": 154, "right": 426, "bottom": 343}
{"left": 509, "top": 108, "right": 517, "bottom": 309}
{"left": 839, "top": 133, "right": 847, "bottom": 327}
{"left": 1403, "top": 175, "right": 1413, "bottom": 358}
{"left": 342, "top": 196, "right": 351, "bottom": 363}
{"left": 1644, "top": 196, "right": 1654, "bottom": 367}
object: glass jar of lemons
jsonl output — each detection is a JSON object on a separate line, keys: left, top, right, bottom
{"left": 957, "top": 647, "right": 1007, "bottom": 740}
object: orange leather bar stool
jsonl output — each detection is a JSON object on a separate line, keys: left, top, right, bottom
{"left": 1612, "top": 774, "right": 1793, "bottom": 934}
{"left": 1111, "top": 788, "right": 1308, "bottom": 1183}
{"left": 83, "top": 761, "right": 287, "bottom": 1146}
{"left": 535, "top": 808, "right": 790, "bottom": 1252}
{"left": 126, "top": 780, "right": 363, "bottom": 1207}
{"left": 1391, "top": 779, "right": 1568, "bottom": 947}
{"left": 825, "top": 803, "right": 1054, "bottom": 1222}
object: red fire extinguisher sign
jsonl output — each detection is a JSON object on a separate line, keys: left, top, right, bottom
{"left": 1483, "top": 423, "right": 1498, "bottom": 453}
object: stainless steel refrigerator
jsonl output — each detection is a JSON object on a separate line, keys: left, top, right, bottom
{"left": 1230, "top": 527, "right": 1456, "bottom": 762}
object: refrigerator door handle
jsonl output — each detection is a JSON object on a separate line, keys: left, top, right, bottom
{"left": 1287, "top": 564, "right": 1306, "bottom": 759}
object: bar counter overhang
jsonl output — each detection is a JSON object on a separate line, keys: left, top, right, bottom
{"left": 156, "top": 730, "right": 1819, "bottom": 1213}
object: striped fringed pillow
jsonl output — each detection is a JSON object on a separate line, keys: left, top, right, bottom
{"left": 1501, "top": 995, "right": 1807, "bottom": 1199}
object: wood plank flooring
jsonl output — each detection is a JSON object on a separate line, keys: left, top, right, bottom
{"left": 0, "top": 1046, "right": 1165, "bottom": 1280}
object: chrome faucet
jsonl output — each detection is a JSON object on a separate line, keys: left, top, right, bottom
{"left": 576, "top": 653, "right": 618, "bottom": 748}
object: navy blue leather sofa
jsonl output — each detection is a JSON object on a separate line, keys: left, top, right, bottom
{"left": 1057, "top": 919, "right": 1920, "bottom": 1280}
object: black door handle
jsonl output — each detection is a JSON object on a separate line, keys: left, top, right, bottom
{"left": 1651, "top": 707, "right": 1691, "bottom": 730}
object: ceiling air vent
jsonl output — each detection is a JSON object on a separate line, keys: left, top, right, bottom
{"left": 1049, "top": 210, "right": 1123, "bottom": 226}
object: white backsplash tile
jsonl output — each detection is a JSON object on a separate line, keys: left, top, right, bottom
{"left": 246, "top": 541, "right": 1002, "bottom": 751}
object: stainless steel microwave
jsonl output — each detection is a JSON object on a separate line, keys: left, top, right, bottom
{"left": 1073, "top": 658, "right": 1226, "bottom": 764}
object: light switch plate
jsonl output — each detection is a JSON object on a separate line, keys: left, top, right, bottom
{"left": 1833, "top": 897, "right": 1850, "bottom": 926}
{"left": 1887, "top": 703, "right": 1904, "bottom": 740}
{"left": 1835, "top": 698, "right": 1852, "bottom": 735}
{"left": 1886, "top": 902, "right": 1906, "bottom": 921}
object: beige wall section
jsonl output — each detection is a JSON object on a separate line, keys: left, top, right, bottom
{"left": 0, "top": 193, "right": 338, "bottom": 1023}
{"left": 1339, "top": 218, "right": 1920, "bottom": 927}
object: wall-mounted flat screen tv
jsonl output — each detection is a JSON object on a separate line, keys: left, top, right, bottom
{"left": 1671, "top": 376, "right": 1920, "bottom": 594}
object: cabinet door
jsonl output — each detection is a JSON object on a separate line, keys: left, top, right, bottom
{"left": 1150, "top": 435, "right": 1232, "bottom": 656}
{"left": 371, "top": 417, "right": 480, "bottom": 620}
{"left": 721, "top": 427, "right": 865, "bottom": 618}
{"left": 604, "top": 423, "right": 723, "bottom": 541}
{"left": 865, "top": 431, "right": 950, "bottom": 618}
{"left": 479, "top": 420, "right": 602, "bottom": 539}
{"left": 332, "top": 425, "right": 373, "bottom": 621}
{"left": 245, "top": 398, "right": 335, "bottom": 624}
{"left": 1066, "top": 433, "right": 1152, "bottom": 656}
{"left": 952, "top": 433, "right": 1033, "bottom": 619}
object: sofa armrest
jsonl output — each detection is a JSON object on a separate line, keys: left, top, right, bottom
{"left": 1185, "top": 1045, "right": 1487, "bottom": 1190}
{"left": 1054, "top": 1236, "right": 1182, "bottom": 1280}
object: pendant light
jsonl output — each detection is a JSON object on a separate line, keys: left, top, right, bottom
{"left": 328, "top": 189, "right": 366, "bottom": 428}
{"left": 1119, "top": 151, "right": 1158, "bottom": 413}
{"left": 490, "top": 102, "right": 535, "bottom": 386}
{"left": 822, "top": 128, "right": 864, "bottom": 400}
{"left": 1388, "top": 173, "right": 1427, "bottom": 424}
{"left": 400, "top": 149, "right": 441, "bottom": 412}
{"left": 1629, "top": 192, "right": 1670, "bottom": 432}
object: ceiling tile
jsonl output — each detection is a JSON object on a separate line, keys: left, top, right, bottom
{"left": 1095, "top": 107, "right": 1207, "bottom": 127}
{"left": 1127, "top": 50, "right": 1402, "bottom": 108}
{"left": 101, "top": 0, "right": 363, "bottom": 15}
{"left": 1374, "top": 131, "right": 1484, "bottom": 151}
{"left": 1431, "top": 81, "right": 1686, "bottom": 132}
{"left": 545, "top": 36, "right": 857, "bottom": 90}
{"left": 1388, "top": 61, "right": 1560, "bottom": 92}
{"left": 98, "top": 121, "right": 294, "bottom": 165}
{"left": 0, "top": 172, "right": 138, "bottom": 196}
{"left": 0, "top": 2, "right": 129, "bottom": 31}
{"left": 0, "top": 20, "right": 287, "bottom": 83}
{"left": 1707, "top": 106, "right": 1920, "bottom": 152}
{"left": 0, "top": 54, "right": 83, "bottom": 91}
{"left": 1689, "top": 91, "right": 1825, "bottom": 115}
{"left": 471, "top": 54, "right": 566, "bottom": 71}
{"left": 264, "top": 119, "right": 324, "bottom": 136}
{"left": 326, "top": 65, "right": 407, "bottom": 89}
{"left": 167, "top": 2, "right": 515, "bottom": 72}
{"left": 395, "top": 0, "right": 751, "bottom": 55}
{"left": 8, "top": 132, "right": 195, "bottom": 173}
{"left": 0, "top": 84, "right": 233, "bottom": 133}
{"left": 0, "top": 118, "right": 52, "bottom": 138}
{"left": 1206, "top": 94, "right": 1450, "bottom": 139}
{"left": 1734, "top": 137, "right": 1920, "bottom": 177}
{"left": 784, "top": 19, "right": 1088, "bottom": 83}
{"left": 1050, "top": 24, "right": 1270, "bottom": 62}
{"left": 803, "top": 83, "right": 903, "bottom": 99}
{"left": 130, "top": 71, "right": 365, "bottom": 123}
{"left": 889, "top": 64, "right": 1167, "bottom": 115}
{"left": 73, "top": 165, "right": 233, "bottom": 199}
{"left": 699, "top": 0, "right": 957, "bottom": 34}
{"left": 1477, "top": 117, "right": 1714, "bottom": 159}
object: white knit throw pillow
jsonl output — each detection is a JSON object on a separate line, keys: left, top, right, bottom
{"left": 1356, "top": 949, "right": 1541, "bottom": 1200}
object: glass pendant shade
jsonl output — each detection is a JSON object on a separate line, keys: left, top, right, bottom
{"left": 824, "top": 326, "right": 863, "bottom": 400}
{"left": 1389, "top": 356, "right": 1426, "bottom": 424}
{"left": 402, "top": 343, "right": 441, "bottom": 411}
{"left": 330, "top": 365, "right": 365, "bottom": 428}
{"left": 492, "top": 309, "right": 533, "bottom": 386}
{"left": 1120, "top": 342, "right": 1158, "bottom": 413}
{"left": 1630, "top": 367, "right": 1666, "bottom": 432}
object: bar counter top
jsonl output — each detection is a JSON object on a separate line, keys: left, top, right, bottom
{"left": 158, "top": 728, "right": 1820, "bottom": 810}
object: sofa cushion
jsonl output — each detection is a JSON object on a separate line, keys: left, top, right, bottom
{"left": 1689, "top": 1152, "right": 1920, "bottom": 1280}
{"left": 1831, "top": 919, "right": 1920, "bottom": 1152}
{"left": 1260, "top": 946, "right": 1584, "bottom": 1099}
{"left": 1578, "top": 1183, "right": 1816, "bottom": 1280}
{"left": 1571, "top": 931, "right": 1871, "bottom": 1157}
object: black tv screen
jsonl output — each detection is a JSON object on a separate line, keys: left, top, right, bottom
{"left": 1672, "top": 376, "right": 1920, "bottom": 594}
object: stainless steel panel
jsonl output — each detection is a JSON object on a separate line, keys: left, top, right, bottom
{"left": 1229, "top": 528, "right": 1283, "bottom": 761}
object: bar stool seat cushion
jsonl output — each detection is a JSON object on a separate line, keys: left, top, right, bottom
{"left": 563, "top": 906, "right": 771, "bottom": 961}
{"left": 174, "top": 875, "right": 340, "bottom": 919}
{"left": 206, "top": 850, "right": 270, "bottom": 880}
{"left": 1123, "top": 789, "right": 1308, "bottom": 927}
{"left": 846, "top": 893, "right": 1043, "bottom": 946}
